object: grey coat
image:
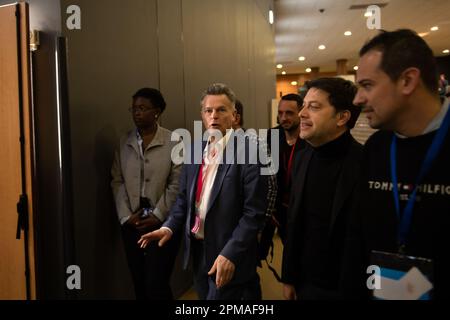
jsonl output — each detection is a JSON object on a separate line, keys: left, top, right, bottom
{"left": 111, "top": 125, "right": 182, "bottom": 224}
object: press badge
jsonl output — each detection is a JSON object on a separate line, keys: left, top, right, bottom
{"left": 370, "top": 250, "right": 434, "bottom": 300}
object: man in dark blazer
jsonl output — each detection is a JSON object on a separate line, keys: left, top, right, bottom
{"left": 139, "top": 83, "right": 267, "bottom": 300}
{"left": 281, "top": 77, "right": 363, "bottom": 300}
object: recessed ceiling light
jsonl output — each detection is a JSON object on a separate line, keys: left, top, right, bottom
{"left": 364, "top": 11, "right": 372, "bottom": 17}
{"left": 431, "top": 26, "right": 439, "bottom": 31}
{"left": 269, "top": 10, "right": 274, "bottom": 25}
{"left": 291, "top": 81, "right": 298, "bottom": 86}
{"left": 418, "top": 32, "right": 430, "bottom": 38}
{"left": 353, "top": 66, "right": 359, "bottom": 71}
{"left": 306, "top": 68, "right": 312, "bottom": 73}
{"left": 282, "top": 71, "right": 287, "bottom": 75}
{"left": 344, "top": 31, "right": 352, "bottom": 36}
{"left": 443, "top": 49, "right": 450, "bottom": 54}
{"left": 318, "top": 45, "right": 326, "bottom": 50}
{"left": 298, "top": 56, "right": 306, "bottom": 61}
{"left": 276, "top": 64, "right": 283, "bottom": 69}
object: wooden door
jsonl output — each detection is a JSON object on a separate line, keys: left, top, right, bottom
{"left": 0, "top": 2, "right": 36, "bottom": 300}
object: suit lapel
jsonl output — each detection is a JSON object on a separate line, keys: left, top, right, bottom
{"left": 204, "top": 132, "right": 236, "bottom": 214}
{"left": 188, "top": 164, "right": 202, "bottom": 205}
{"left": 188, "top": 140, "right": 206, "bottom": 215}
{"left": 206, "top": 163, "right": 231, "bottom": 214}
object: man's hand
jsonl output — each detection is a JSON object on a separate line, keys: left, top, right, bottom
{"left": 137, "top": 228, "right": 172, "bottom": 248}
{"left": 283, "top": 283, "right": 297, "bottom": 300}
{"left": 126, "top": 211, "right": 143, "bottom": 228}
{"left": 207, "top": 255, "right": 235, "bottom": 289}
{"left": 135, "top": 213, "right": 162, "bottom": 232}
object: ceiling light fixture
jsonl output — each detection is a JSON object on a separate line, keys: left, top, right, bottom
{"left": 276, "top": 64, "right": 283, "bottom": 69}
{"left": 282, "top": 71, "right": 286, "bottom": 75}
{"left": 298, "top": 56, "right": 306, "bottom": 61}
{"left": 306, "top": 68, "right": 312, "bottom": 73}
{"left": 344, "top": 31, "right": 352, "bottom": 36}
{"left": 443, "top": 49, "right": 450, "bottom": 54}
{"left": 364, "top": 11, "right": 372, "bottom": 17}
{"left": 353, "top": 66, "right": 359, "bottom": 71}
{"left": 318, "top": 45, "right": 326, "bottom": 50}
{"left": 431, "top": 26, "right": 439, "bottom": 31}
{"left": 269, "top": 10, "right": 274, "bottom": 25}
{"left": 291, "top": 81, "right": 298, "bottom": 86}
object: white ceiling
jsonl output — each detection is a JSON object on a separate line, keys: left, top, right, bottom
{"left": 274, "top": 0, "right": 450, "bottom": 74}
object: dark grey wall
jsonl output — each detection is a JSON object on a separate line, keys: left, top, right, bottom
{"left": 180, "top": 0, "right": 275, "bottom": 132}
{"left": 27, "top": 0, "right": 67, "bottom": 299}
{"left": 61, "top": 0, "right": 161, "bottom": 299}
{"left": 158, "top": 0, "right": 186, "bottom": 131}
{"left": 60, "top": 0, "right": 275, "bottom": 299}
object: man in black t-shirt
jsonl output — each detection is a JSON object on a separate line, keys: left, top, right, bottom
{"left": 344, "top": 29, "right": 450, "bottom": 300}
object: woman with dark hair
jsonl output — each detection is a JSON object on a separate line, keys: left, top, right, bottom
{"left": 111, "top": 88, "right": 181, "bottom": 300}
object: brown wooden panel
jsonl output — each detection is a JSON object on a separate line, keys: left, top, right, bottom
{"left": 0, "top": 3, "right": 26, "bottom": 300}
{"left": 0, "top": 2, "right": 35, "bottom": 300}
{"left": 19, "top": 2, "right": 36, "bottom": 299}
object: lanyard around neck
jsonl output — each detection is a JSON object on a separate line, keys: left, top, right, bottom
{"left": 390, "top": 106, "right": 450, "bottom": 251}
{"left": 285, "top": 139, "right": 298, "bottom": 184}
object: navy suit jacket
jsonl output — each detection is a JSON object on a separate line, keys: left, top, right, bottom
{"left": 164, "top": 131, "right": 267, "bottom": 286}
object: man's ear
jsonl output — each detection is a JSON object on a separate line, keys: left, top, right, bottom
{"left": 337, "top": 110, "right": 351, "bottom": 127}
{"left": 399, "top": 67, "right": 421, "bottom": 95}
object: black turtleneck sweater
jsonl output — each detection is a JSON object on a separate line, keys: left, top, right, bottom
{"left": 298, "top": 130, "right": 352, "bottom": 289}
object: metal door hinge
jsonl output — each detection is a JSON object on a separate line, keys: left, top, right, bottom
{"left": 30, "top": 30, "right": 40, "bottom": 51}
{"left": 16, "top": 194, "right": 29, "bottom": 239}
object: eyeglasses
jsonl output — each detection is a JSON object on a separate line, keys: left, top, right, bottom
{"left": 128, "top": 106, "right": 156, "bottom": 113}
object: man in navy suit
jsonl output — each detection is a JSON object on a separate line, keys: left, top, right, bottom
{"left": 139, "top": 83, "right": 267, "bottom": 300}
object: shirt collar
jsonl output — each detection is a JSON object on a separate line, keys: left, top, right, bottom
{"left": 423, "top": 97, "right": 449, "bottom": 134}
{"left": 204, "top": 129, "right": 234, "bottom": 158}
{"left": 395, "top": 97, "right": 449, "bottom": 138}
{"left": 135, "top": 124, "right": 164, "bottom": 148}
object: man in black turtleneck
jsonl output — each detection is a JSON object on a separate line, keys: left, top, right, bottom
{"left": 281, "top": 77, "right": 362, "bottom": 300}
